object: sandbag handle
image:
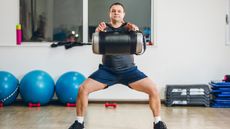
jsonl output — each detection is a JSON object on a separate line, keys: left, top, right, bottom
{"left": 134, "top": 30, "right": 146, "bottom": 55}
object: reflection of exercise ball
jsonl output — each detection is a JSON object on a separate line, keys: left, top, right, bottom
{"left": 56, "top": 71, "right": 86, "bottom": 104}
{"left": 20, "top": 70, "right": 55, "bottom": 105}
{"left": 0, "top": 71, "right": 19, "bottom": 106}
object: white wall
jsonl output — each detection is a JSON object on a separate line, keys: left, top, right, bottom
{"left": 0, "top": 0, "right": 230, "bottom": 101}
{"left": 0, "top": 0, "right": 18, "bottom": 44}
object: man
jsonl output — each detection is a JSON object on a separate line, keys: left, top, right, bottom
{"left": 69, "top": 2, "right": 167, "bottom": 129}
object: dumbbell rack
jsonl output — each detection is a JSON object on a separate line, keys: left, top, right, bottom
{"left": 210, "top": 81, "right": 230, "bottom": 108}
{"left": 165, "top": 84, "right": 210, "bottom": 107}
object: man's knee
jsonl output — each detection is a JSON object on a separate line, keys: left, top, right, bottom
{"left": 78, "top": 85, "right": 89, "bottom": 96}
{"left": 148, "top": 86, "right": 159, "bottom": 97}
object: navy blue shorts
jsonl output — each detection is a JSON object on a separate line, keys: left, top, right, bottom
{"left": 89, "top": 64, "right": 147, "bottom": 88}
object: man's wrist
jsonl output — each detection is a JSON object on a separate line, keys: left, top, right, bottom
{"left": 95, "top": 28, "right": 100, "bottom": 32}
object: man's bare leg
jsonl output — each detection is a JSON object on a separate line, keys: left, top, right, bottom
{"left": 129, "top": 77, "right": 167, "bottom": 129}
{"left": 77, "top": 78, "right": 107, "bottom": 116}
{"left": 69, "top": 78, "right": 106, "bottom": 129}
{"left": 129, "top": 77, "right": 161, "bottom": 117}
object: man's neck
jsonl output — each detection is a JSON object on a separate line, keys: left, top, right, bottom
{"left": 110, "top": 20, "right": 124, "bottom": 28}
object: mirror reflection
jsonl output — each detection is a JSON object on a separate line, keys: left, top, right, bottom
{"left": 88, "top": 0, "right": 151, "bottom": 43}
{"left": 20, "top": 0, "right": 83, "bottom": 42}
{"left": 20, "top": 0, "right": 151, "bottom": 43}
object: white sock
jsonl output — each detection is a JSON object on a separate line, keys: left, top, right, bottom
{"left": 154, "top": 116, "right": 161, "bottom": 124}
{"left": 77, "top": 116, "right": 84, "bottom": 124}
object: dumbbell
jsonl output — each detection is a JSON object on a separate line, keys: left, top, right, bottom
{"left": 223, "top": 75, "right": 230, "bottom": 82}
{"left": 104, "top": 102, "right": 117, "bottom": 108}
{"left": 66, "top": 103, "right": 76, "bottom": 107}
{"left": 28, "top": 103, "right": 41, "bottom": 107}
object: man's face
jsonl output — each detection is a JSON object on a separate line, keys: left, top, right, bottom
{"left": 109, "top": 5, "right": 125, "bottom": 22}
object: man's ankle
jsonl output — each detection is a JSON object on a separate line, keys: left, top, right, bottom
{"left": 154, "top": 116, "right": 161, "bottom": 124}
{"left": 77, "top": 116, "right": 84, "bottom": 124}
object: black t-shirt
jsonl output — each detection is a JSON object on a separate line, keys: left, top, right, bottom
{"left": 102, "top": 22, "right": 135, "bottom": 71}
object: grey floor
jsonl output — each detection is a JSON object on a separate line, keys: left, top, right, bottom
{"left": 0, "top": 103, "right": 230, "bottom": 129}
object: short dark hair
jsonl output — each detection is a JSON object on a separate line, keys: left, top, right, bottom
{"left": 109, "top": 2, "right": 125, "bottom": 11}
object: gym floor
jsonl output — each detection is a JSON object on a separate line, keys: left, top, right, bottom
{"left": 0, "top": 103, "right": 229, "bottom": 129}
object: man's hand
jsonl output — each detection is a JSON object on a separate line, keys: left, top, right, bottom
{"left": 126, "top": 22, "right": 139, "bottom": 31}
{"left": 95, "top": 22, "right": 107, "bottom": 32}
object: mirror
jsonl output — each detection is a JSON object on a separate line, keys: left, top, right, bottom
{"left": 20, "top": 0, "right": 83, "bottom": 42}
{"left": 88, "top": 0, "right": 152, "bottom": 43}
{"left": 20, "top": 0, "right": 152, "bottom": 43}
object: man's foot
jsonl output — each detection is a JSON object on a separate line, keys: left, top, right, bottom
{"left": 154, "top": 121, "right": 167, "bottom": 129}
{"left": 68, "top": 120, "right": 84, "bottom": 129}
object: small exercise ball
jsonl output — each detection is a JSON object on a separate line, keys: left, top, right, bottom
{"left": 56, "top": 71, "right": 86, "bottom": 104}
{"left": 0, "top": 71, "right": 19, "bottom": 106}
{"left": 20, "top": 70, "right": 55, "bottom": 105}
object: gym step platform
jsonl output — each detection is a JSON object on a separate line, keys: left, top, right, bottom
{"left": 166, "top": 99, "right": 210, "bottom": 107}
{"left": 210, "top": 81, "right": 230, "bottom": 108}
{"left": 166, "top": 95, "right": 210, "bottom": 101}
{"left": 209, "top": 81, "right": 230, "bottom": 87}
{"left": 165, "top": 84, "right": 210, "bottom": 107}
{"left": 211, "top": 100, "right": 230, "bottom": 108}
{"left": 166, "top": 85, "right": 210, "bottom": 95}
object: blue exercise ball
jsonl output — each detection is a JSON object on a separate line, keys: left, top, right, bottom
{"left": 56, "top": 71, "right": 86, "bottom": 104}
{"left": 0, "top": 71, "right": 19, "bottom": 106}
{"left": 20, "top": 70, "right": 55, "bottom": 105}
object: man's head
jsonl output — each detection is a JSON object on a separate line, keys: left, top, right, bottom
{"left": 109, "top": 2, "right": 125, "bottom": 23}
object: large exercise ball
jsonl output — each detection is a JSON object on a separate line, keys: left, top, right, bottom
{"left": 56, "top": 71, "right": 86, "bottom": 104}
{"left": 0, "top": 71, "right": 19, "bottom": 106}
{"left": 20, "top": 70, "right": 55, "bottom": 105}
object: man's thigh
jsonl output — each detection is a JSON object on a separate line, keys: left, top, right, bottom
{"left": 129, "top": 77, "right": 158, "bottom": 94}
{"left": 81, "top": 78, "right": 107, "bottom": 93}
